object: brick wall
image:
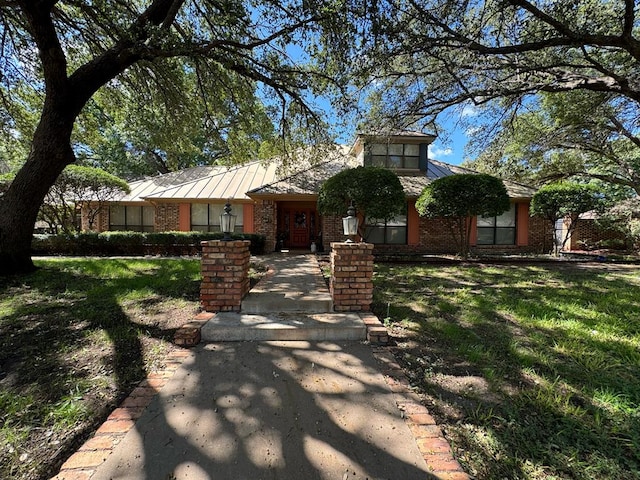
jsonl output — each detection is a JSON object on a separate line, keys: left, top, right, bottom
{"left": 200, "top": 240, "right": 251, "bottom": 312}
{"left": 330, "top": 242, "right": 374, "bottom": 312}
{"left": 254, "top": 200, "right": 277, "bottom": 252}
{"left": 568, "top": 219, "right": 626, "bottom": 250}
{"left": 155, "top": 203, "right": 179, "bottom": 232}
{"left": 321, "top": 213, "right": 344, "bottom": 247}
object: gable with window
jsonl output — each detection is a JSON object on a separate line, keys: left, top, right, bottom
{"left": 477, "top": 204, "right": 516, "bottom": 245}
{"left": 366, "top": 143, "right": 422, "bottom": 170}
{"left": 191, "top": 203, "right": 244, "bottom": 232}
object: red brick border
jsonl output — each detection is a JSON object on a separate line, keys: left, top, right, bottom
{"left": 50, "top": 348, "right": 192, "bottom": 480}
{"left": 371, "top": 347, "right": 471, "bottom": 480}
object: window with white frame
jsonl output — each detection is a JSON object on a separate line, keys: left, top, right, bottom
{"left": 367, "top": 143, "right": 421, "bottom": 170}
{"left": 109, "top": 205, "right": 155, "bottom": 232}
{"left": 477, "top": 204, "right": 516, "bottom": 245}
{"left": 191, "top": 203, "right": 244, "bottom": 232}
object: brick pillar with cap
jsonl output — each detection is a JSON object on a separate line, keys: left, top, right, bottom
{"left": 330, "top": 242, "right": 375, "bottom": 312}
{"left": 200, "top": 240, "right": 251, "bottom": 312}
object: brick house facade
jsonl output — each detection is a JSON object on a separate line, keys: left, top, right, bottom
{"left": 87, "top": 133, "right": 556, "bottom": 255}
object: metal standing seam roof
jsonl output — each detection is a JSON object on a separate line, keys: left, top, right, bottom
{"left": 142, "top": 161, "right": 279, "bottom": 202}
{"left": 113, "top": 150, "right": 536, "bottom": 203}
{"left": 117, "top": 166, "right": 227, "bottom": 202}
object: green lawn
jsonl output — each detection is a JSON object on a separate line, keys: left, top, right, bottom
{"left": 2, "top": 258, "right": 638, "bottom": 480}
{"left": 373, "top": 262, "right": 640, "bottom": 480}
{"left": 0, "top": 258, "right": 202, "bottom": 480}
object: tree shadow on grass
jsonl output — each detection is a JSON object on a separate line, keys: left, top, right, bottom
{"left": 373, "top": 262, "right": 640, "bottom": 479}
{"left": 0, "top": 258, "right": 200, "bottom": 480}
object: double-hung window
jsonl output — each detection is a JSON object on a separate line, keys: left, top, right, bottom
{"left": 364, "top": 211, "right": 408, "bottom": 245}
{"left": 477, "top": 204, "right": 516, "bottom": 245}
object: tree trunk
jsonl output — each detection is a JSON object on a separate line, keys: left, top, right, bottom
{"left": 0, "top": 103, "right": 76, "bottom": 275}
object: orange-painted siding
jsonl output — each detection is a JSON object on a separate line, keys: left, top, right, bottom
{"left": 517, "top": 202, "right": 529, "bottom": 246}
{"left": 243, "top": 204, "right": 255, "bottom": 233}
{"left": 179, "top": 203, "right": 191, "bottom": 231}
{"left": 469, "top": 216, "right": 478, "bottom": 245}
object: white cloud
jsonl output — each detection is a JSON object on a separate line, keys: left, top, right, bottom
{"left": 465, "top": 126, "right": 482, "bottom": 137}
{"left": 428, "top": 144, "right": 453, "bottom": 158}
{"left": 461, "top": 104, "right": 479, "bottom": 117}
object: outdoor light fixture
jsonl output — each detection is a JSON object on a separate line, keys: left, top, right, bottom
{"left": 342, "top": 201, "right": 359, "bottom": 242}
{"left": 220, "top": 201, "right": 236, "bottom": 241}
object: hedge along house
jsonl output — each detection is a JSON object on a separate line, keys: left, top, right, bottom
{"left": 86, "top": 132, "right": 551, "bottom": 254}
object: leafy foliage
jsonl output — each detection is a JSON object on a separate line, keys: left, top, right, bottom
{"left": 0, "top": 0, "right": 365, "bottom": 273}
{"left": 317, "top": 166, "right": 406, "bottom": 238}
{"left": 38, "top": 165, "right": 129, "bottom": 234}
{"left": 530, "top": 182, "right": 604, "bottom": 254}
{"left": 360, "top": 0, "right": 640, "bottom": 130}
{"left": 596, "top": 197, "right": 640, "bottom": 250}
{"left": 31, "top": 231, "right": 267, "bottom": 256}
{"left": 416, "top": 174, "right": 510, "bottom": 257}
{"left": 466, "top": 92, "right": 640, "bottom": 195}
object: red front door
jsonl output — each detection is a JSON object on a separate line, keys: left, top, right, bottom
{"left": 280, "top": 207, "right": 316, "bottom": 248}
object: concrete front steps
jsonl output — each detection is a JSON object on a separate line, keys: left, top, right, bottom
{"left": 185, "top": 253, "right": 386, "bottom": 344}
{"left": 201, "top": 311, "right": 366, "bottom": 342}
{"left": 240, "top": 290, "right": 333, "bottom": 314}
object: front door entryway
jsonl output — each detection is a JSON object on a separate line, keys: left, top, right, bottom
{"left": 278, "top": 202, "right": 318, "bottom": 249}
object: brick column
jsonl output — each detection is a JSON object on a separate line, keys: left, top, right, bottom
{"left": 330, "top": 242, "right": 374, "bottom": 312}
{"left": 200, "top": 240, "right": 251, "bottom": 312}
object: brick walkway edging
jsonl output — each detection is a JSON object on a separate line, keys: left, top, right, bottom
{"left": 52, "top": 314, "right": 470, "bottom": 480}
{"left": 371, "top": 345, "right": 471, "bottom": 480}
{"left": 50, "top": 348, "right": 193, "bottom": 480}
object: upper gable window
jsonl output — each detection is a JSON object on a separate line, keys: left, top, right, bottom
{"left": 367, "top": 143, "right": 420, "bottom": 170}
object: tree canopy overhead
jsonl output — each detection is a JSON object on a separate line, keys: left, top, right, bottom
{"left": 361, "top": 0, "right": 639, "bottom": 130}
{"left": 0, "top": 0, "right": 364, "bottom": 274}
{"left": 466, "top": 91, "right": 640, "bottom": 195}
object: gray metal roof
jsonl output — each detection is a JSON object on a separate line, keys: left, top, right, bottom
{"left": 113, "top": 148, "right": 536, "bottom": 203}
{"left": 118, "top": 166, "right": 226, "bottom": 202}
{"left": 142, "top": 161, "right": 279, "bottom": 202}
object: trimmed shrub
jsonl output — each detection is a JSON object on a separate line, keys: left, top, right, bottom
{"left": 32, "top": 231, "right": 266, "bottom": 256}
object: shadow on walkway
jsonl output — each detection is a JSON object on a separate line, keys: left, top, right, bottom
{"left": 91, "top": 341, "right": 435, "bottom": 480}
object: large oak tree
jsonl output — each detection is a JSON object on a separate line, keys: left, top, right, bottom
{"left": 0, "top": 0, "right": 361, "bottom": 274}
{"left": 358, "top": 0, "right": 639, "bottom": 191}
{"left": 362, "top": 0, "right": 639, "bottom": 126}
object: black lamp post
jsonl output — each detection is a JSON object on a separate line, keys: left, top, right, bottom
{"left": 342, "top": 201, "right": 359, "bottom": 243}
{"left": 220, "top": 201, "right": 236, "bottom": 241}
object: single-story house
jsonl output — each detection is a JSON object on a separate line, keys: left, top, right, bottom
{"left": 84, "top": 132, "right": 552, "bottom": 254}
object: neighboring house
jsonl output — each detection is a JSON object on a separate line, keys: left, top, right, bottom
{"left": 557, "top": 212, "right": 627, "bottom": 251}
{"left": 84, "top": 132, "right": 552, "bottom": 254}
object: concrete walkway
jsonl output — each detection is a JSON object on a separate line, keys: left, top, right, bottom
{"left": 53, "top": 254, "right": 470, "bottom": 480}
{"left": 202, "top": 254, "right": 366, "bottom": 342}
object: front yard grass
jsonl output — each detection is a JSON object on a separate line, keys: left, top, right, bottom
{"left": 0, "top": 258, "right": 202, "bottom": 480}
{"left": 373, "top": 262, "right": 640, "bottom": 480}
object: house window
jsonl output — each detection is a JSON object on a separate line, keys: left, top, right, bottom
{"left": 364, "top": 212, "right": 407, "bottom": 244}
{"left": 368, "top": 143, "right": 420, "bottom": 170}
{"left": 191, "top": 203, "right": 244, "bottom": 232}
{"left": 477, "top": 204, "right": 516, "bottom": 245}
{"left": 109, "top": 205, "right": 155, "bottom": 232}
